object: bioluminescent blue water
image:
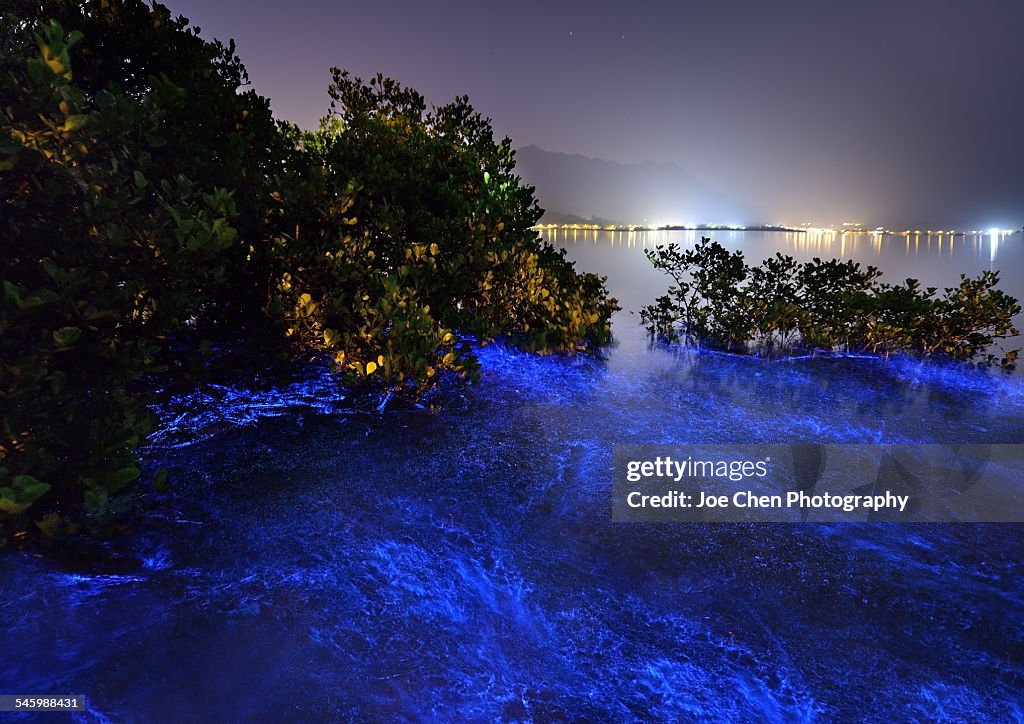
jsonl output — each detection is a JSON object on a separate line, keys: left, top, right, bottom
{"left": 1, "top": 231, "right": 1023, "bottom": 721}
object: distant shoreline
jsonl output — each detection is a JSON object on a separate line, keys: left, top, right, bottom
{"left": 534, "top": 223, "right": 1021, "bottom": 237}
{"left": 536, "top": 223, "right": 801, "bottom": 233}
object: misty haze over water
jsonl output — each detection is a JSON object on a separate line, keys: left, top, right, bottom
{"left": 516, "top": 146, "right": 1024, "bottom": 231}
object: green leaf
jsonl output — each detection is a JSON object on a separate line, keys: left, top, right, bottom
{"left": 18, "top": 289, "right": 59, "bottom": 310}
{"left": 106, "top": 466, "right": 140, "bottom": 492}
{"left": 11, "top": 475, "right": 51, "bottom": 503}
{"left": 52, "top": 326, "right": 82, "bottom": 347}
{"left": 0, "top": 479, "right": 52, "bottom": 512}
{"left": 41, "top": 258, "right": 60, "bottom": 279}
{"left": 84, "top": 489, "right": 108, "bottom": 512}
{"left": 2, "top": 281, "right": 21, "bottom": 305}
{"left": 61, "top": 114, "right": 88, "bottom": 132}
{"left": 152, "top": 468, "right": 169, "bottom": 493}
{"left": 36, "top": 513, "right": 62, "bottom": 538}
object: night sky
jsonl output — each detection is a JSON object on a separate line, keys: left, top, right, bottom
{"left": 162, "top": 0, "right": 1023, "bottom": 228}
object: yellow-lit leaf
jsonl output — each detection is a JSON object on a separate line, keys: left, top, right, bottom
{"left": 41, "top": 46, "right": 66, "bottom": 76}
{"left": 366, "top": 361, "right": 378, "bottom": 374}
{"left": 36, "top": 513, "right": 62, "bottom": 538}
{"left": 61, "top": 115, "right": 87, "bottom": 132}
{"left": 0, "top": 498, "right": 30, "bottom": 514}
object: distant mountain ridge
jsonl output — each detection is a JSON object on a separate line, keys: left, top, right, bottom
{"left": 513, "top": 145, "right": 752, "bottom": 226}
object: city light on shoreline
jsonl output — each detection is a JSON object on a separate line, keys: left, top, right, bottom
{"left": 532, "top": 223, "right": 1021, "bottom": 237}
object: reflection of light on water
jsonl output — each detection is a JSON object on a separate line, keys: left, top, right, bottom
{"left": 541, "top": 226, "right": 1017, "bottom": 269}
{"left": 989, "top": 228, "right": 1000, "bottom": 264}
{"left": 776, "top": 228, "right": 1015, "bottom": 264}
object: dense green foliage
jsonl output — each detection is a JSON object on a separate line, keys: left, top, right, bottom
{"left": 268, "top": 71, "right": 617, "bottom": 396}
{"left": 641, "top": 238, "right": 1020, "bottom": 367}
{"left": 0, "top": 1, "right": 616, "bottom": 545}
{"left": 1, "top": 3, "right": 265, "bottom": 542}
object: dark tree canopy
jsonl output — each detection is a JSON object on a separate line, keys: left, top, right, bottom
{"left": 641, "top": 238, "right": 1019, "bottom": 366}
{"left": 0, "top": 1, "right": 617, "bottom": 546}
